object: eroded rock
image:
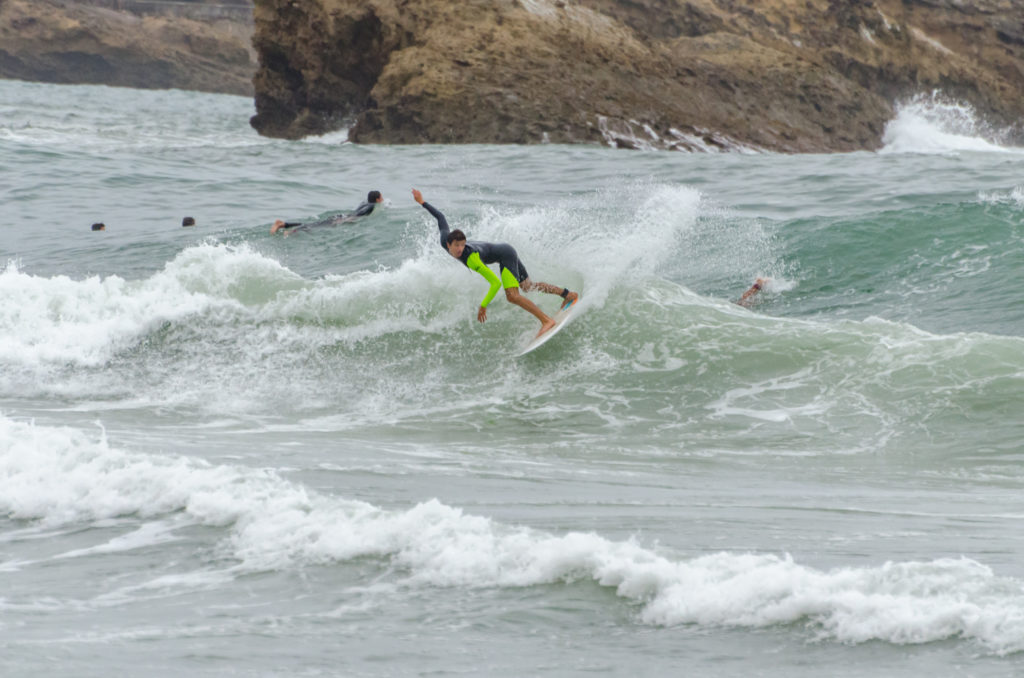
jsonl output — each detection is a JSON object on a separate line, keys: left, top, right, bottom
{"left": 242, "top": 0, "right": 1023, "bottom": 150}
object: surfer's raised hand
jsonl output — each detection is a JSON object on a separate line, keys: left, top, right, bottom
{"left": 412, "top": 188, "right": 424, "bottom": 204}
{"left": 477, "top": 306, "right": 487, "bottom": 323}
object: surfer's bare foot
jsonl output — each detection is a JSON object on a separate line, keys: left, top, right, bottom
{"left": 562, "top": 291, "right": 578, "bottom": 308}
{"left": 536, "top": 318, "right": 557, "bottom": 338}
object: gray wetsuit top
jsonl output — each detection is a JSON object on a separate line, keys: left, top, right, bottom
{"left": 422, "top": 202, "right": 529, "bottom": 281}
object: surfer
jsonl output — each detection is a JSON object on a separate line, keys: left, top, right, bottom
{"left": 737, "top": 278, "right": 768, "bottom": 307}
{"left": 271, "top": 190, "right": 383, "bottom": 234}
{"left": 412, "top": 188, "right": 578, "bottom": 337}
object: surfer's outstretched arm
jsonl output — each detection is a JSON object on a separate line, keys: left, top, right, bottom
{"left": 412, "top": 188, "right": 450, "bottom": 249}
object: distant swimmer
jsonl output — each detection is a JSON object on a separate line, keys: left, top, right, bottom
{"left": 91, "top": 222, "right": 105, "bottom": 231}
{"left": 412, "top": 188, "right": 578, "bottom": 338}
{"left": 736, "top": 278, "right": 768, "bottom": 307}
{"left": 182, "top": 216, "right": 196, "bottom": 227}
{"left": 271, "top": 190, "right": 383, "bottom": 234}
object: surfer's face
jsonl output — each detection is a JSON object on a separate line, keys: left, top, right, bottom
{"left": 447, "top": 240, "right": 466, "bottom": 258}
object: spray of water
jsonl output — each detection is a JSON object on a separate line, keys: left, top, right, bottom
{"left": 881, "top": 92, "right": 1022, "bottom": 155}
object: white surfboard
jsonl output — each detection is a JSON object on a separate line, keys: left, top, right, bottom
{"left": 516, "top": 295, "right": 580, "bottom": 357}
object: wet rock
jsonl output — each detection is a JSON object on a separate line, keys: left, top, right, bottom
{"left": 249, "top": 0, "right": 1024, "bottom": 151}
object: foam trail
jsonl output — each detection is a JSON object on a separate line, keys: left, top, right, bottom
{"left": 2, "top": 415, "right": 1022, "bottom": 655}
{"left": 476, "top": 184, "right": 704, "bottom": 309}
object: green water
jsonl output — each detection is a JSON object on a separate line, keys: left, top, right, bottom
{"left": 2, "top": 81, "right": 1024, "bottom": 677}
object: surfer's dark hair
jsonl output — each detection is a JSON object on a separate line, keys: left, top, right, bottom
{"left": 182, "top": 216, "right": 195, "bottom": 227}
{"left": 91, "top": 222, "right": 105, "bottom": 231}
{"left": 367, "top": 190, "right": 381, "bottom": 202}
{"left": 447, "top": 229, "right": 467, "bottom": 244}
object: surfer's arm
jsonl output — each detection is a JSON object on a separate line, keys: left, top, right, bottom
{"left": 423, "top": 202, "right": 450, "bottom": 249}
{"left": 467, "top": 252, "right": 502, "bottom": 311}
{"left": 412, "top": 189, "right": 451, "bottom": 249}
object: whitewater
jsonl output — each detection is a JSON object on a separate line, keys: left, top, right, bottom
{"left": 2, "top": 81, "right": 1024, "bottom": 677}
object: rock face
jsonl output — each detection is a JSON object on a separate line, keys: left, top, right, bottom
{"left": 249, "top": 0, "right": 1024, "bottom": 151}
{"left": 0, "top": 0, "right": 256, "bottom": 96}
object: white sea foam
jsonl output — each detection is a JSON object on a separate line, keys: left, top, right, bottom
{"left": 0, "top": 245, "right": 290, "bottom": 368}
{"left": 299, "top": 129, "right": 353, "bottom": 145}
{"left": 757, "top": 277, "right": 795, "bottom": 294}
{"left": 977, "top": 185, "right": 1024, "bottom": 207}
{"left": 0, "top": 241, "right": 444, "bottom": 373}
{"left": 0, "top": 237, "right": 491, "bottom": 377}
{"left": 476, "top": 183, "right": 704, "bottom": 310}
{"left": 0, "top": 261, "right": 210, "bottom": 368}
{"left": 3, "top": 414, "right": 1023, "bottom": 654}
{"left": 880, "top": 94, "right": 1023, "bottom": 155}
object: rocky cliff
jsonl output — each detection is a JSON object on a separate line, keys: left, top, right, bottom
{"left": 249, "top": 0, "right": 1024, "bottom": 152}
{"left": 0, "top": 0, "right": 256, "bottom": 95}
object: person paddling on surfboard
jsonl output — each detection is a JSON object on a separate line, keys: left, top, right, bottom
{"left": 270, "top": 190, "right": 383, "bottom": 234}
{"left": 412, "top": 188, "right": 578, "bottom": 338}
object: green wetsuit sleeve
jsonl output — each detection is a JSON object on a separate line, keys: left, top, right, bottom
{"left": 466, "top": 252, "right": 501, "bottom": 308}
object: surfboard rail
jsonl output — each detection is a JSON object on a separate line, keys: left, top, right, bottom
{"left": 516, "top": 295, "right": 580, "bottom": 357}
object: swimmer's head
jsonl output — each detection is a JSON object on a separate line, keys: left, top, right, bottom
{"left": 368, "top": 190, "right": 382, "bottom": 203}
{"left": 91, "top": 222, "right": 105, "bottom": 231}
{"left": 182, "top": 216, "right": 196, "bottom": 227}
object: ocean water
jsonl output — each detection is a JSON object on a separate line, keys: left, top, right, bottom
{"left": 2, "top": 80, "right": 1024, "bottom": 677}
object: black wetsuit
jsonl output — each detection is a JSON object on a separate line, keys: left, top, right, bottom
{"left": 350, "top": 201, "right": 376, "bottom": 218}
{"left": 281, "top": 200, "right": 377, "bottom": 232}
{"left": 422, "top": 201, "right": 530, "bottom": 308}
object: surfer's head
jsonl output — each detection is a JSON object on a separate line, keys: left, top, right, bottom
{"left": 367, "top": 190, "right": 382, "bottom": 203}
{"left": 446, "top": 229, "right": 467, "bottom": 258}
{"left": 91, "top": 222, "right": 105, "bottom": 231}
{"left": 181, "top": 216, "right": 195, "bottom": 227}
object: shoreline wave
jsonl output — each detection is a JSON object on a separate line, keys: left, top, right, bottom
{"left": 2, "top": 414, "right": 1022, "bottom": 655}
